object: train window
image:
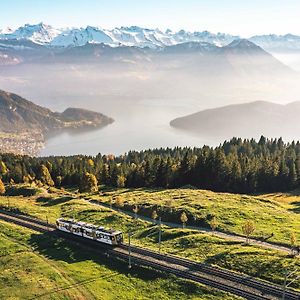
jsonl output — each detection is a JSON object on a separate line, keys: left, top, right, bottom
{"left": 96, "top": 233, "right": 103, "bottom": 239}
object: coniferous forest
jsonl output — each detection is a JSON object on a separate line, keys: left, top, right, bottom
{"left": 1, "top": 136, "right": 300, "bottom": 194}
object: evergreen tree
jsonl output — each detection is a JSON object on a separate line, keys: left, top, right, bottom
{"left": 1, "top": 136, "right": 300, "bottom": 194}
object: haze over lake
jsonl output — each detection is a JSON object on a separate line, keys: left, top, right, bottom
{"left": 40, "top": 98, "right": 210, "bottom": 156}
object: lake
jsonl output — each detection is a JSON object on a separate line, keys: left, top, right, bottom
{"left": 40, "top": 98, "right": 216, "bottom": 156}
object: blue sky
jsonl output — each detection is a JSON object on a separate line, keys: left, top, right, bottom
{"left": 1, "top": 0, "right": 300, "bottom": 36}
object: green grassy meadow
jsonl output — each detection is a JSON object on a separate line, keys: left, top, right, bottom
{"left": 0, "top": 221, "right": 239, "bottom": 300}
{"left": 91, "top": 187, "right": 300, "bottom": 245}
{"left": 0, "top": 186, "right": 299, "bottom": 291}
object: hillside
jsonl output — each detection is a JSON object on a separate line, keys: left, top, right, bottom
{"left": 0, "top": 186, "right": 299, "bottom": 291}
{"left": 170, "top": 100, "right": 300, "bottom": 140}
{"left": 0, "top": 89, "right": 114, "bottom": 155}
{"left": 0, "top": 89, "right": 113, "bottom": 133}
{"left": 0, "top": 220, "right": 231, "bottom": 300}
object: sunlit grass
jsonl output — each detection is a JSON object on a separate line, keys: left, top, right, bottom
{"left": 0, "top": 221, "right": 240, "bottom": 300}
{"left": 0, "top": 189, "right": 299, "bottom": 289}
{"left": 87, "top": 187, "right": 300, "bottom": 245}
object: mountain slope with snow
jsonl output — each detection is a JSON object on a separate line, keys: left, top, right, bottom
{"left": 2, "top": 23, "right": 300, "bottom": 51}
{"left": 0, "top": 23, "right": 239, "bottom": 48}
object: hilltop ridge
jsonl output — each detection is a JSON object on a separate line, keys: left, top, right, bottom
{"left": 170, "top": 100, "right": 300, "bottom": 139}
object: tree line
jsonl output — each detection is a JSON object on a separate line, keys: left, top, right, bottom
{"left": 0, "top": 136, "right": 300, "bottom": 194}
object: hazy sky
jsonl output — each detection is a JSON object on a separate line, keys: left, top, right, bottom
{"left": 1, "top": 0, "right": 300, "bottom": 36}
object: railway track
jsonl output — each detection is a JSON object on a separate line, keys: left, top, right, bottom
{"left": 0, "top": 210, "right": 299, "bottom": 300}
{"left": 121, "top": 244, "right": 300, "bottom": 300}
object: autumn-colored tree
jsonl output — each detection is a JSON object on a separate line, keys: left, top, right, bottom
{"left": 209, "top": 216, "right": 218, "bottom": 232}
{"left": 0, "top": 161, "right": 8, "bottom": 176}
{"left": 56, "top": 176, "right": 62, "bottom": 187}
{"left": 165, "top": 199, "right": 173, "bottom": 213}
{"left": 180, "top": 212, "right": 188, "bottom": 228}
{"left": 80, "top": 172, "right": 98, "bottom": 193}
{"left": 87, "top": 159, "right": 95, "bottom": 167}
{"left": 151, "top": 210, "right": 158, "bottom": 222}
{"left": 115, "top": 196, "right": 124, "bottom": 211}
{"left": 290, "top": 232, "right": 297, "bottom": 255}
{"left": 0, "top": 178, "right": 5, "bottom": 195}
{"left": 242, "top": 220, "right": 255, "bottom": 243}
{"left": 117, "top": 175, "right": 126, "bottom": 188}
{"left": 23, "top": 175, "right": 30, "bottom": 184}
{"left": 39, "top": 164, "right": 54, "bottom": 186}
{"left": 133, "top": 205, "right": 139, "bottom": 219}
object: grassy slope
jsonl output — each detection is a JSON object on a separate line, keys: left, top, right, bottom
{"left": 91, "top": 188, "right": 300, "bottom": 245}
{"left": 0, "top": 190, "right": 299, "bottom": 289}
{"left": 0, "top": 221, "right": 238, "bottom": 300}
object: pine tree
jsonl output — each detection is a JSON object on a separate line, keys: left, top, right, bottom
{"left": 288, "top": 161, "right": 297, "bottom": 189}
{"left": 177, "top": 152, "right": 193, "bottom": 187}
{"left": 101, "top": 164, "right": 110, "bottom": 185}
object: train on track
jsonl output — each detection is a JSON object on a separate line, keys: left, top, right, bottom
{"left": 56, "top": 218, "right": 123, "bottom": 246}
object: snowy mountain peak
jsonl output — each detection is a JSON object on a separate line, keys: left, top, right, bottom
{"left": 0, "top": 27, "right": 13, "bottom": 34}
{"left": 0, "top": 23, "right": 239, "bottom": 48}
{"left": 0, "top": 22, "right": 62, "bottom": 44}
{"left": 1, "top": 23, "right": 300, "bottom": 51}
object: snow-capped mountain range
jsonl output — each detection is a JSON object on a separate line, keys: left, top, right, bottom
{"left": 1, "top": 22, "right": 300, "bottom": 51}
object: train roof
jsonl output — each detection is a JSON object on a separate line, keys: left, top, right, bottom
{"left": 57, "top": 218, "right": 122, "bottom": 235}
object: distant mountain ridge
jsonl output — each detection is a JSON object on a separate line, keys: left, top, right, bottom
{"left": 0, "top": 36, "right": 292, "bottom": 79}
{"left": 1, "top": 23, "right": 300, "bottom": 51}
{"left": 170, "top": 101, "right": 300, "bottom": 140}
{"left": 0, "top": 89, "right": 114, "bottom": 134}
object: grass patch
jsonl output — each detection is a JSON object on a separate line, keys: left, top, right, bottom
{"left": 0, "top": 188, "right": 300, "bottom": 290}
{"left": 90, "top": 188, "right": 300, "bottom": 245}
{"left": 0, "top": 221, "right": 239, "bottom": 300}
